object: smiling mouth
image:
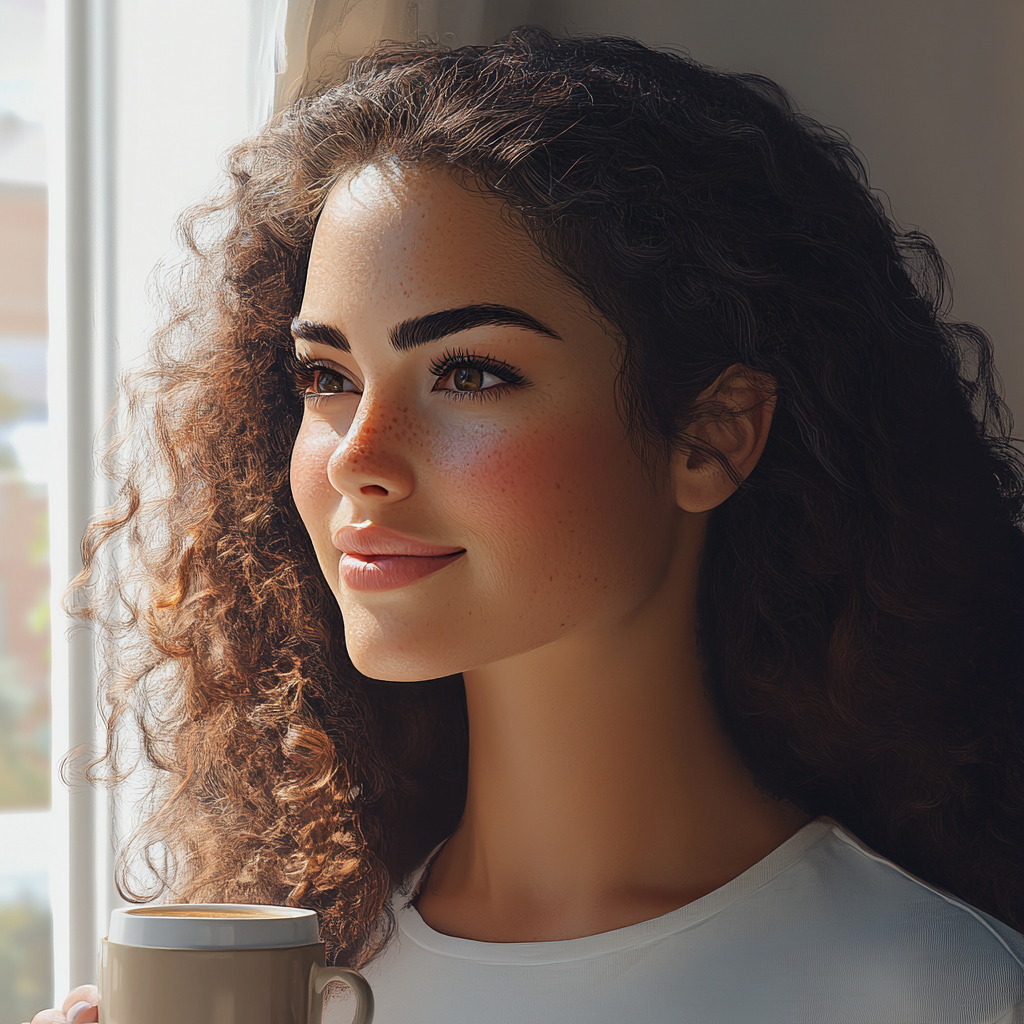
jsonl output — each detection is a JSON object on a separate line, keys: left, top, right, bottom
{"left": 338, "top": 550, "right": 465, "bottom": 592}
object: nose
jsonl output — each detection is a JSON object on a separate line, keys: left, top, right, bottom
{"left": 326, "top": 387, "right": 415, "bottom": 506}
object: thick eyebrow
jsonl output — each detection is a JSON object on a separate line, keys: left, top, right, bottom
{"left": 290, "top": 303, "right": 560, "bottom": 355}
{"left": 291, "top": 318, "right": 350, "bottom": 352}
{"left": 390, "top": 304, "right": 561, "bottom": 351}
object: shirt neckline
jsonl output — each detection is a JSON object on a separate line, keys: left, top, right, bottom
{"left": 396, "top": 818, "right": 835, "bottom": 965}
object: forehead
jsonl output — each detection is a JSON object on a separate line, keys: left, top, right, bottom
{"left": 301, "top": 163, "right": 571, "bottom": 325}
{"left": 317, "top": 161, "right": 515, "bottom": 244}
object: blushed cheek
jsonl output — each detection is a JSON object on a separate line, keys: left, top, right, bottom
{"left": 434, "top": 414, "right": 628, "bottom": 549}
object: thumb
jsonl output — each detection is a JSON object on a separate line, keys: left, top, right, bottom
{"left": 63, "top": 985, "right": 100, "bottom": 1023}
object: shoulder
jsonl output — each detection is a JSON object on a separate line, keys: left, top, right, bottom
{"left": 733, "top": 820, "right": 1024, "bottom": 1021}
{"left": 811, "top": 823, "right": 1024, "bottom": 961}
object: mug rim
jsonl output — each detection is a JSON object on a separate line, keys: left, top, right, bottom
{"left": 109, "top": 903, "right": 321, "bottom": 949}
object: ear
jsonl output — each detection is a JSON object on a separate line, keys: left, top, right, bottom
{"left": 671, "top": 365, "right": 776, "bottom": 514}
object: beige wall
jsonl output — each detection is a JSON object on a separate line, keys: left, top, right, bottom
{"left": 471, "top": 0, "right": 1024, "bottom": 424}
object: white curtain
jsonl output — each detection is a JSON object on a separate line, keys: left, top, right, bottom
{"left": 272, "top": 0, "right": 540, "bottom": 112}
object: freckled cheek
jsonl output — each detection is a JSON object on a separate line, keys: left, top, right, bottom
{"left": 433, "top": 417, "right": 628, "bottom": 549}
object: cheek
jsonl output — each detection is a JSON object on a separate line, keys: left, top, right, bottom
{"left": 430, "top": 409, "right": 670, "bottom": 645}
{"left": 289, "top": 419, "right": 339, "bottom": 536}
{"left": 434, "top": 409, "right": 645, "bottom": 560}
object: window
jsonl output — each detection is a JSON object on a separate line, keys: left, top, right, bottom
{"left": 0, "top": 0, "right": 52, "bottom": 1019}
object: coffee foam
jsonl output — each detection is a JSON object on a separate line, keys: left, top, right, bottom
{"left": 126, "top": 906, "right": 292, "bottom": 920}
{"left": 110, "top": 904, "right": 321, "bottom": 949}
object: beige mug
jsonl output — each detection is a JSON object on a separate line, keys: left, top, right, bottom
{"left": 99, "top": 903, "right": 373, "bottom": 1024}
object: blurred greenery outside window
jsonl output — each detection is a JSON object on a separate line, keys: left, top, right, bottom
{"left": 0, "top": 0, "right": 54, "bottom": 1019}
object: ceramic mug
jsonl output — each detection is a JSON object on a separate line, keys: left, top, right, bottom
{"left": 99, "top": 904, "right": 373, "bottom": 1024}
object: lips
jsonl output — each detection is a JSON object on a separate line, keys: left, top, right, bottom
{"left": 333, "top": 525, "right": 465, "bottom": 592}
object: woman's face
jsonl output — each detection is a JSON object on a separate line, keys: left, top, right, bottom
{"left": 290, "top": 163, "right": 684, "bottom": 681}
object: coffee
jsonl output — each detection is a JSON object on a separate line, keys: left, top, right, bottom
{"left": 108, "top": 902, "right": 322, "bottom": 952}
{"left": 100, "top": 904, "right": 373, "bottom": 1024}
{"left": 123, "top": 906, "right": 293, "bottom": 919}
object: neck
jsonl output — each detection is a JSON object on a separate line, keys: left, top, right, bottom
{"left": 418, "top": 513, "right": 808, "bottom": 942}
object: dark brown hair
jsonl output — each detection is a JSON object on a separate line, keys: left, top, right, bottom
{"left": 74, "top": 28, "right": 1024, "bottom": 965}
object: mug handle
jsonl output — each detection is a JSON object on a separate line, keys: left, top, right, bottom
{"left": 309, "top": 964, "right": 374, "bottom": 1024}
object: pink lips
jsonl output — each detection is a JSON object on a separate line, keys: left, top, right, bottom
{"left": 333, "top": 525, "right": 465, "bottom": 593}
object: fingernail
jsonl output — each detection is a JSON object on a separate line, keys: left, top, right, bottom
{"left": 67, "top": 1002, "right": 92, "bottom": 1023}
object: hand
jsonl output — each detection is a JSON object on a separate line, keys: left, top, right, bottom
{"left": 28, "top": 985, "right": 99, "bottom": 1024}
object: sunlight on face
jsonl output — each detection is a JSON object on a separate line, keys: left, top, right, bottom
{"left": 289, "top": 164, "right": 683, "bottom": 680}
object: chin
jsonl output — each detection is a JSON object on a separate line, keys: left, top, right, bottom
{"left": 346, "top": 642, "right": 466, "bottom": 683}
{"left": 341, "top": 608, "right": 472, "bottom": 682}
{"left": 336, "top": 587, "right": 592, "bottom": 682}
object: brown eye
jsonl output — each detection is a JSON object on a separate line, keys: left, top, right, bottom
{"left": 452, "top": 367, "right": 485, "bottom": 392}
{"left": 429, "top": 349, "right": 528, "bottom": 399}
{"left": 313, "top": 368, "right": 354, "bottom": 394}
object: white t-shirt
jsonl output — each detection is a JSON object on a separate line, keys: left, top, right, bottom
{"left": 328, "top": 819, "right": 1024, "bottom": 1023}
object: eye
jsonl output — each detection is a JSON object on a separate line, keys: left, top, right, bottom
{"left": 448, "top": 366, "right": 501, "bottom": 393}
{"left": 310, "top": 367, "right": 359, "bottom": 395}
{"left": 290, "top": 356, "right": 360, "bottom": 403}
{"left": 429, "top": 348, "right": 529, "bottom": 401}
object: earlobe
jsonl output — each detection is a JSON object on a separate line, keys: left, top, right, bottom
{"left": 670, "top": 365, "right": 776, "bottom": 514}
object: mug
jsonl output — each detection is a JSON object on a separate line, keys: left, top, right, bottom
{"left": 99, "top": 903, "right": 374, "bottom": 1024}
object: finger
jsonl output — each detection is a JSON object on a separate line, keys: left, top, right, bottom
{"left": 65, "top": 1004, "right": 99, "bottom": 1024}
{"left": 29, "top": 1012, "right": 69, "bottom": 1024}
{"left": 61, "top": 987, "right": 98, "bottom": 1014}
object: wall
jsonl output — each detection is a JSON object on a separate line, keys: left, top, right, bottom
{"left": 467, "top": 0, "right": 1024, "bottom": 424}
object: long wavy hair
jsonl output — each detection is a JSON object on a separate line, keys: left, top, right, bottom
{"left": 73, "top": 28, "right": 1024, "bottom": 965}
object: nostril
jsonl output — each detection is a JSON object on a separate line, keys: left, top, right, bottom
{"left": 360, "top": 484, "right": 389, "bottom": 497}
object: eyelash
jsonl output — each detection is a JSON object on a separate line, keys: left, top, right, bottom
{"left": 288, "top": 350, "right": 530, "bottom": 405}
{"left": 428, "top": 348, "right": 530, "bottom": 401}
{"left": 289, "top": 354, "right": 356, "bottom": 407}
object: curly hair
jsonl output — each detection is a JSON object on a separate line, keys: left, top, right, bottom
{"left": 73, "top": 28, "right": 1024, "bottom": 965}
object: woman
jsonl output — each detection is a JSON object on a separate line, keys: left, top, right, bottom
{"left": 37, "top": 28, "right": 1024, "bottom": 1024}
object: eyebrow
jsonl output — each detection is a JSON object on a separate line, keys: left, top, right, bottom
{"left": 290, "top": 303, "right": 561, "bottom": 354}
{"left": 290, "top": 318, "right": 351, "bottom": 351}
{"left": 390, "top": 304, "right": 561, "bottom": 350}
